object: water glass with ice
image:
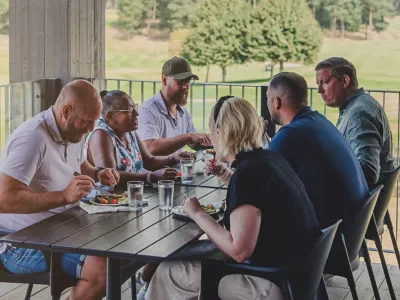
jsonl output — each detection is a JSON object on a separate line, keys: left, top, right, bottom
{"left": 127, "top": 181, "right": 144, "bottom": 211}
{"left": 158, "top": 180, "right": 175, "bottom": 210}
{"left": 180, "top": 158, "right": 194, "bottom": 184}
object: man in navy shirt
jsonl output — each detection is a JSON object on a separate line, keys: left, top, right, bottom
{"left": 267, "top": 72, "right": 369, "bottom": 228}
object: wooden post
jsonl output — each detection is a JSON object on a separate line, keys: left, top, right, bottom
{"left": 9, "top": 0, "right": 106, "bottom": 87}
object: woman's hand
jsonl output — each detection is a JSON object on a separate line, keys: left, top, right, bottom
{"left": 182, "top": 196, "right": 204, "bottom": 219}
{"left": 98, "top": 168, "right": 120, "bottom": 186}
{"left": 151, "top": 168, "right": 178, "bottom": 182}
{"left": 205, "top": 159, "right": 227, "bottom": 176}
{"left": 170, "top": 151, "right": 195, "bottom": 165}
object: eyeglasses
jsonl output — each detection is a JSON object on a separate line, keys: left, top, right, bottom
{"left": 168, "top": 76, "right": 196, "bottom": 86}
{"left": 113, "top": 103, "right": 139, "bottom": 114}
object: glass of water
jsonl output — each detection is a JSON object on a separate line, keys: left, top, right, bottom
{"left": 127, "top": 181, "right": 144, "bottom": 211}
{"left": 180, "top": 158, "right": 194, "bottom": 184}
{"left": 158, "top": 180, "right": 175, "bottom": 210}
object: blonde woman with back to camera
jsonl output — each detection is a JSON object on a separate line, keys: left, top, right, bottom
{"left": 145, "top": 96, "right": 321, "bottom": 300}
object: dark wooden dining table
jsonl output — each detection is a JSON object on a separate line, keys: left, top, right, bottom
{"left": 0, "top": 158, "right": 227, "bottom": 300}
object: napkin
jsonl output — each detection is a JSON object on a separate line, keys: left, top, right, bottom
{"left": 79, "top": 201, "right": 136, "bottom": 214}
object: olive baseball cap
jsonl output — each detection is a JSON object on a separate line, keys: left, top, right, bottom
{"left": 162, "top": 56, "right": 199, "bottom": 80}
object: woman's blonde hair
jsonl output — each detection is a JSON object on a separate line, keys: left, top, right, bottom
{"left": 214, "top": 97, "right": 263, "bottom": 157}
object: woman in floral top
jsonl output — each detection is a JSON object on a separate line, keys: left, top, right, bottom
{"left": 86, "top": 90, "right": 193, "bottom": 186}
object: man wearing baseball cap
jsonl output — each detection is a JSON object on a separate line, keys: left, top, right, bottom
{"left": 137, "top": 56, "right": 212, "bottom": 155}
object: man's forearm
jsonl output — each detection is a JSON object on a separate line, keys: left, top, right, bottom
{"left": 81, "top": 161, "right": 97, "bottom": 181}
{"left": 145, "top": 135, "right": 190, "bottom": 156}
{"left": 0, "top": 190, "right": 66, "bottom": 214}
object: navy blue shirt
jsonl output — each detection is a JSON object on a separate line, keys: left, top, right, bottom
{"left": 224, "top": 148, "right": 320, "bottom": 267}
{"left": 269, "top": 107, "right": 369, "bottom": 228}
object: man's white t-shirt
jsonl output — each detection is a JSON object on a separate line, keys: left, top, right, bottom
{"left": 0, "top": 107, "right": 84, "bottom": 249}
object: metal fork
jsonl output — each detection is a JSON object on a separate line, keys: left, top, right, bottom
{"left": 73, "top": 172, "right": 111, "bottom": 196}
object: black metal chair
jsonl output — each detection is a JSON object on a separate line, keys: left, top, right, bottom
{"left": 365, "top": 166, "right": 400, "bottom": 268}
{"left": 0, "top": 230, "right": 140, "bottom": 299}
{"left": 200, "top": 220, "right": 341, "bottom": 300}
{"left": 324, "top": 186, "right": 383, "bottom": 300}
{"left": 363, "top": 166, "right": 400, "bottom": 300}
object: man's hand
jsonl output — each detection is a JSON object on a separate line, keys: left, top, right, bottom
{"left": 98, "top": 168, "right": 119, "bottom": 186}
{"left": 182, "top": 196, "right": 204, "bottom": 219}
{"left": 188, "top": 133, "right": 212, "bottom": 147}
{"left": 62, "top": 175, "right": 94, "bottom": 204}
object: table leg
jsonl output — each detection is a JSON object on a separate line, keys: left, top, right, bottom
{"left": 107, "top": 257, "right": 121, "bottom": 300}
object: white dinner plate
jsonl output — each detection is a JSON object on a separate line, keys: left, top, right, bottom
{"left": 171, "top": 204, "right": 222, "bottom": 218}
{"left": 89, "top": 198, "right": 129, "bottom": 207}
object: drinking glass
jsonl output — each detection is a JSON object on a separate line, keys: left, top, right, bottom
{"left": 158, "top": 180, "right": 175, "bottom": 210}
{"left": 127, "top": 181, "right": 144, "bottom": 211}
{"left": 180, "top": 158, "right": 194, "bottom": 184}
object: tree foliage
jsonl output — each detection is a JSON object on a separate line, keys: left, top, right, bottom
{"left": 0, "top": 0, "right": 8, "bottom": 34}
{"left": 115, "top": 0, "right": 145, "bottom": 38}
{"left": 159, "top": 0, "right": 197, "bottom": 30}
{"left": 248, "top": 0, "right": 323, "bottom": 71}
{"left": 181, "top": 0, "right": 252, "bottom": 82}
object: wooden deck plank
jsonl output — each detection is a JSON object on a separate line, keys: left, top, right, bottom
{"left": 343, "top": 263, "right": 387, "bottom": 300}
{"left": 0, "top": 263, "right": 396, "bottom": 299}
{"left": 379, "top": 265, "right": 400, "bottom": 299}
{"left": 0, "top": 284, "right": 47, "bottom": 300}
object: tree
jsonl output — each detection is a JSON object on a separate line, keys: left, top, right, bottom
{"left": 181, "top": 0, "right": 251, "bottom": 82}
{"left": 248, "top": 0, "right": 323, "bottom": 72}
{"left": 115, "top": 0, "right": 145, "bottom": 38}
{"left": 326, "top": 0, "right": 362, "bottom": 38}
{"left": 306, "top": 0, "right": 321, "bottom": 19}
{"left": 0, "top": 0, "right": 8, "bottom": 34}
{"left": 361, "top": 0, "right": 395, "bottom": 38}
{"left": 166, "top": 0, "right": 197, "bottom": 30}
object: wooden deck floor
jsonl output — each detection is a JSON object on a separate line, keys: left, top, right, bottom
{"left": 0, "top": 262, "right": 398, "bottom": 300}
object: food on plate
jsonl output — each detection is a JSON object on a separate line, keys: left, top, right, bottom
{"left": 201, "top": 203, "right": 217, "bottom": 214}
{"left": 94, "top": 192, "right": 128, "bottom": 205}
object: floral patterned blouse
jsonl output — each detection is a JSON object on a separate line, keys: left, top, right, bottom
{"left": 86, "top": 119, "right": 143, "bottom": 173}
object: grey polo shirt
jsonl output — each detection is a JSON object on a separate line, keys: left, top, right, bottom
{"left": 0, "top": 106, "right": 84, "bottom": 233}
{"left": 137, "top": 91, "right": 197, "bottom": 146}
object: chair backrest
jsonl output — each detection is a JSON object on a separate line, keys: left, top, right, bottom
{"left": 340, "top": 185, "right": 383, "bottom": 261}
{"left": 289, "top": 220, "right": 341, "bottom": 300}
{"left": 373, "top": 166, "right": 400, "bottom": 227}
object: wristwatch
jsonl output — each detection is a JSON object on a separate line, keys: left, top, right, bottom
{"left": 94, "top": 167, "right": 105, "bottom": 182}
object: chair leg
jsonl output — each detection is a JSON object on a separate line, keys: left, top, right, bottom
{"left": 131, "top": 276, "right": 137, "bottom": 300}
{"left": 317, "top": 277, "right": 329, "bottom": 300}
{"left": 385, "top": 213, "right": 400, "bottom": 269}
{"left": 24, "top": 284, "right": 33, "bottom": 300}
{"left": 361, "top": 240, "right": 381, "bottom": 300}
{"left": 372, "top": 217, "right": 397, "bottom": 300}
{"left": 348, "top": 276, "right": 359, "bottom": 300}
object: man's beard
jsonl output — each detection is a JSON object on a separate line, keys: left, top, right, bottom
{"left": 169, "top": 91, "right": 188, "bottom": 106}
{"left": 63, "top": 117, "right": 85, "bottom": 143}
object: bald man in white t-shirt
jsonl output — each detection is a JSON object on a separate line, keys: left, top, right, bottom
{"left": 0, "top": 80, "right": 119, "bottom": 300}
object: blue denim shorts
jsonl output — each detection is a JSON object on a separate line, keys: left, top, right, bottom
{"left": 0, "top": 246, "right": 86, "bottom": 278}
